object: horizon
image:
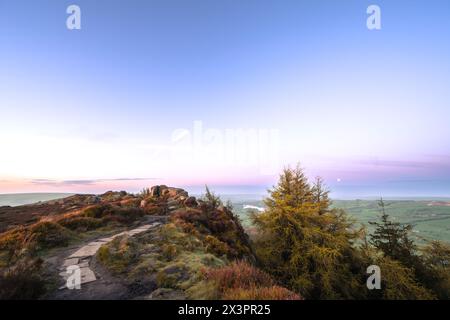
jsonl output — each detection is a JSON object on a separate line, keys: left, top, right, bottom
{"left": 1, "top": 0, "right": 450, "bottom": 198}
{"left": 1, "top": 189, "right": 450, "bottom": 202}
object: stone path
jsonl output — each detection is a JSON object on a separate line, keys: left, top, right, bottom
{"left": 59, "top": 222, "right": 161, "bottom": 289}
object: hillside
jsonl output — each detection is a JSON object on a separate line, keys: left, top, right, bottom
{"left": 0, "top": 186, "right": 300, "bottom": 300}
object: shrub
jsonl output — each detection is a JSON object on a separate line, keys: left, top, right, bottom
{"left": 0, "top": 257, "right": 46, "bottom": 300}
{"left": 196, "top": 261, "right": 301, "bottom": 300}
{"left": 84, "top": 205, "right": 145, "bottom": 225}
{"left": 204, "top": 235, "right": 229, "bottom": 257}
{"left": 161, "top": 244, "right": 178, "bottom": 261}
{"left": 28, "top": 221, "right": 71, "bottom": 250}
{"left": 0, "top": 227, "right": 30, "bottom": 260}
{"left": 58, "top": 216, "right": 104, "bottom": 231}
{"left": 83, "top": 205, "right": 110, "bottom": 219}
{"left": 171, "top": 190, "right": 253, "bottom": 260}
{"left": 223, "top": 286, "right": 302, "bottom": 300}
{"left": 107, "top": 207, "right": 145, "bottom": 224}
{"left": 0, "top": 222, "right": 71, "bottom": 261}
{"left": 205, "top": 261, "right": 274, "bottom": 292}
{"left": 97, "top": 236, "right": 140, "bottom": 273}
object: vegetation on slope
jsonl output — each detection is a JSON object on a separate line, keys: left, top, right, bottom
{"left": 1, "top": 173, "right": 449, "bottom": 300}
{"left": 95, "top": 187, "right": 297, "bottom": 299}
{"left": 250, "top": 164, "right": 450, "bottom": 300}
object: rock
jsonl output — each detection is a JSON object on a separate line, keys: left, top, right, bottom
{"left": 148, "top": 288, "right": 186, "bottom": 300}
{"left": 163, "top": 187, "right": 188, "bottom": 198}
{"left": 167, "top": 199, "right": 179, "bottom": 207}
{"left": 149, "top": 185, "right": 188, "bottom": 199}
{"left": 184, "top": 196, "right": 198, "bottom": 207}
{"left": 79, "top": 267, "right": 97, "bottom": 284}
{"left": 150, "top": 185, "right": 168, "bottom": 197}
{"left": 69, "top": 242, "right": 104, "bottom": 258}
{"left": 140, "top": 200, "right": 147, "bottom": 208}
{"left": 62, "top": 258, "right": 79, "bottom": 268}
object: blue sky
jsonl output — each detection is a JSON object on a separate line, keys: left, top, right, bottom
{"left": 1, "top": 0, "right": 450, "bottom": 197}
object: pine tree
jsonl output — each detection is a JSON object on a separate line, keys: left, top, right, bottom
{"left": 367, "top": 199, "right": 450, "bottom": 299}
{"left": 369, "top": 199, "right": 417, "bottom": 266}
{"left": 311, "top": 177, "right": 331, "bottom": 215}
{"left": 252, "top": 164, "right": 365, "bottom": 299}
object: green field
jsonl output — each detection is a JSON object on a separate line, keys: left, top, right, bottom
{"left": 333, "top": 200, "right": 450, "bottom": 243}
{"left": 227, "top": 196, "right": 450, "bottom": 244}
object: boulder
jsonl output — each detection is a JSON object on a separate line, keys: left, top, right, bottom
{"left": 184, "top": 197, "right": 198, "bottom": 208}
{"left": 167, "top": 199, "right": 179, "bottom": 207}
{"left": 149, "top": 185, "right": 188, "bottom": 200}
{"left": 163, "top": 187, "right": 188, "bottom": 198}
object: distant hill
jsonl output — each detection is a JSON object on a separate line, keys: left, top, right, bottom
{"left": 0, "top": 193, "right": 74, "bottom": 207}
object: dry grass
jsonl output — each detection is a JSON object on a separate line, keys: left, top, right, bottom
{"left": 194, "top": 261, "right": 302, "bottom": 300}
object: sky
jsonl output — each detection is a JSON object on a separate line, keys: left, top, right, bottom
{"left": 1, "top": 0, "right": 450, "bottom": 198}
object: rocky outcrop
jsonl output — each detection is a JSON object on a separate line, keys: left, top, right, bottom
{"left": 150, "top": 185, "right": 188, "bottom": 199}
{"left": 140, "top": 185, "right": 197, "bottom": 215}
{"left": 183, "top": 196, "right": 198, "bottom": 208}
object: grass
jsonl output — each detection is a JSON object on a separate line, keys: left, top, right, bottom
{"left": 0, "top": 256, "right": 47, "bottom": 300}
{"left": 96, "top": 222, "right": 228, "bottom": 296}
{"left": 188, "top": 261, "right": 302, "bottom": 300}
{"left": 97, "top": 235, "right": 140, "bottom": 274}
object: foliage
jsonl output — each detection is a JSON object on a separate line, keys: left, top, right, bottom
{"left": 222, "top": 285, "right": 301, "bottom": 300}
{"left": 368, "top": 200, "right": 450, "bottom": 299}
{"left": 419, "top": 241, "right": 450, "bottom": 299}
{"left": 251, "top": 164, "right": 365, "bottom": 299}
{"left": 367, "top": 256, "right": 435, "bottom": 300}
{"left": 201, "top": 186, "right": 222, "bottom": 211}
{"left": 172, "top": 188, "right": 253, "bottom": 259}
{"left": 194, "top": 261, "right": 301, "bottom": 300}
{"left": 0, "top": 256, "right": 46, "bottom": 300}
{"left": 83, "top": 204, "right": 145, "bottom": 224}
{"left": 28, "top": 221, "right": 71, "bottom": 250}
{"left": 369, "top": 199, "right": 417, "bottom": 266}
{"left": 96, "top": 235, "right": 140, "bottom": 274}
{"left": 58, "top": 216, "right": 104, "bottom": 231}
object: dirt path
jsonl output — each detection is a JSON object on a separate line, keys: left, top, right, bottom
{"left": 46, "top": 217, "right": 166, "bottom": 300}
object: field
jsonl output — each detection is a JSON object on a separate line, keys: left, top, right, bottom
{"left": 333, "top": 199, "right": 450, "bottom": 243}
{"left": 227, "top": 195, "right": 450, "bottom": 244}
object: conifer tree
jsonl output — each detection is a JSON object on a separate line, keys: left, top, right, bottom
{"left": 369, "top": 199, "right": 417, "bottom": 267}
{"left": 252, "top": 164, "right": 365, "bottom": 299}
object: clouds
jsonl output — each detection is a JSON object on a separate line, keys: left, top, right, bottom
{"left": 30, "top": 178, "right": 158, "bottom": 187}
